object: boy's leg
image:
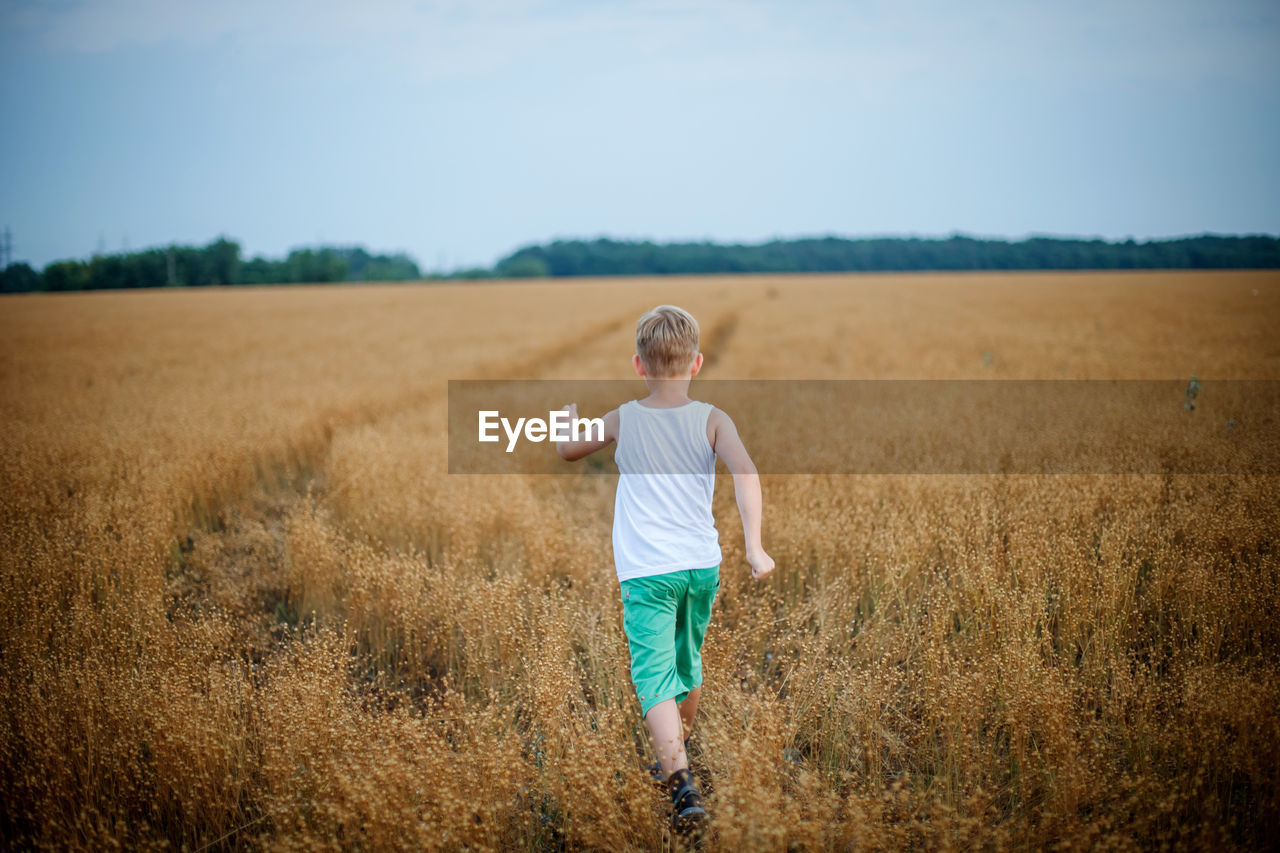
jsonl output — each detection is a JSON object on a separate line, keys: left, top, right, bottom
{"left": 621, "top": 574, "right": 694, "bottom": 774}
{"left": 647, "top": 688, "right": 698, "bottom": 784}
{"left": 678, "top": 686, "right": 700, "bottom": 739}
{"left": 672, "top": 590, "right": 698, "bottom": 741}
{"left": 645, "top": 698, "right": 688, "bottom": 778}
{"left": 648, "top": 570, "right": 715, "bottom": 834}
{"left": 674, "top": 566, "right": 720, "bottom": 740}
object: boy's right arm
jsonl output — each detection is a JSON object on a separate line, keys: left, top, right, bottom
{"left": 708, "top": 408, "right": 775, "bottom": 580}
{"left": 555, "top": 404, "right": 618, "bottom": 462}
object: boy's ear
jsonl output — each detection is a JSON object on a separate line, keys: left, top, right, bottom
{"left": 690, "top": 352, "right": 704, "bottom": 376}
{"left": 632, "top": 353, "right": 646, "bottom": 377}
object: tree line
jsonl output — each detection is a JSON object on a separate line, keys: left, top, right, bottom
{"left": 492, "top": 234, "right": 1280, "bottom": 278}
{"left": 3, "top": 233, "right": 1278, "bottom": 293}
{"left": 0, "top": 238, "right": 422, "bottom": 293}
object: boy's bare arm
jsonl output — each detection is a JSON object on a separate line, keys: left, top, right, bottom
{"left": 708, "top": 408, "right": 775, "bottom": 580}
{"left": 555, "top": 405, "right": 618, "bottom": 461}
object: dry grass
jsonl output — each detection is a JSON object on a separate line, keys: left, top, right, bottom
{"left": 2, "top": 271, "right": 1279, "bottom": 850}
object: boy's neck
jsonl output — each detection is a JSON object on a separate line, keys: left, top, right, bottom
{"left": 640, "top": 376, "right": 694, "bottom": 408}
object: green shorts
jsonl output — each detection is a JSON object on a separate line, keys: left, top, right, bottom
{"left": 620, "top": 566, "right": 720, "bottom": 718}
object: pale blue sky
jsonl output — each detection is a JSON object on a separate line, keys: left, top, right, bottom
{"left": 2, "top": 0, "right": 1278, "bottom": 270}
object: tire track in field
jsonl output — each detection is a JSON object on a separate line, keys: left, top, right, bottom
{"left": 182, "top": 290, "right": 748, "bottom": 518}
{"left": 697, "top": 310, "right": 739, "bottom": 376}
{"left": 297, "top": 309, "right": 637, "bottom": 460}
{"left": 484, "top": 313, "right": 632, "bottom": 379}
{"left": 175, "top": 305, "right": 642, "bottom": 523}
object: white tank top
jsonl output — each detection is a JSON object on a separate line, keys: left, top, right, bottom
{"left": 612, "top": 399, "right": 722, "bottom": 581}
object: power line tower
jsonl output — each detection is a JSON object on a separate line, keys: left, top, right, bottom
{"left": 1, "top": 226, "right": 11, "bottom": 269}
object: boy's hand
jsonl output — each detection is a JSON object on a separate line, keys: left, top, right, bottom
{"left": 561, "top": 402, "right": 578, "bottom": 422}
{"left": 747, "top": 548, "right": 775, "bottom": 580}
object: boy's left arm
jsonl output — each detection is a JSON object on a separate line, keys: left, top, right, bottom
{"left": 708, "top": 408, "right": 775, "bottom": 580}
{"left": 554, "top": 404, "right": 618, "bottom": 461}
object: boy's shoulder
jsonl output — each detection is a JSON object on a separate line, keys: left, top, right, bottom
{"left": 706, "top": 405, "right": 747, "bottom": 457}
{"left": 601, "top": 406, "right": 621, "bottom": 441}
{"left": 704, "top": 403, "right": 733, "bottom": 425}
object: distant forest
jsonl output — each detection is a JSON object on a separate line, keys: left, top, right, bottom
{"left": 3, "top": 233, "right": 1278, "bottom": 293}
{"left": 0, "top": 239, "right": 423, "bottom": 293}
{"left": 493, "top": 234, "right": 1280, "bottom": 278}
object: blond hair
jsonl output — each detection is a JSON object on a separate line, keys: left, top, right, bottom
{"left": 635, "top": 305, "right": 700, "bottom": 377}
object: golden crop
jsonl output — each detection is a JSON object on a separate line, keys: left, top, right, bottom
{"left": 2, "top": 271, "right": 1278, "bottom": 850}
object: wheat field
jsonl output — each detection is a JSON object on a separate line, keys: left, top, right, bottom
{"left": 2, "top": 271, "right": 1278, "bottom": 851}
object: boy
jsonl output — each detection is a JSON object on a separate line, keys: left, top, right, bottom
{"left": 554, "top": 305, "right": 775, "bottom": 834}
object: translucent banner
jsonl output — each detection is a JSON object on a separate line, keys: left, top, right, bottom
{"left": 447, "top": 380, "right": 1280, "bottom": 475}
